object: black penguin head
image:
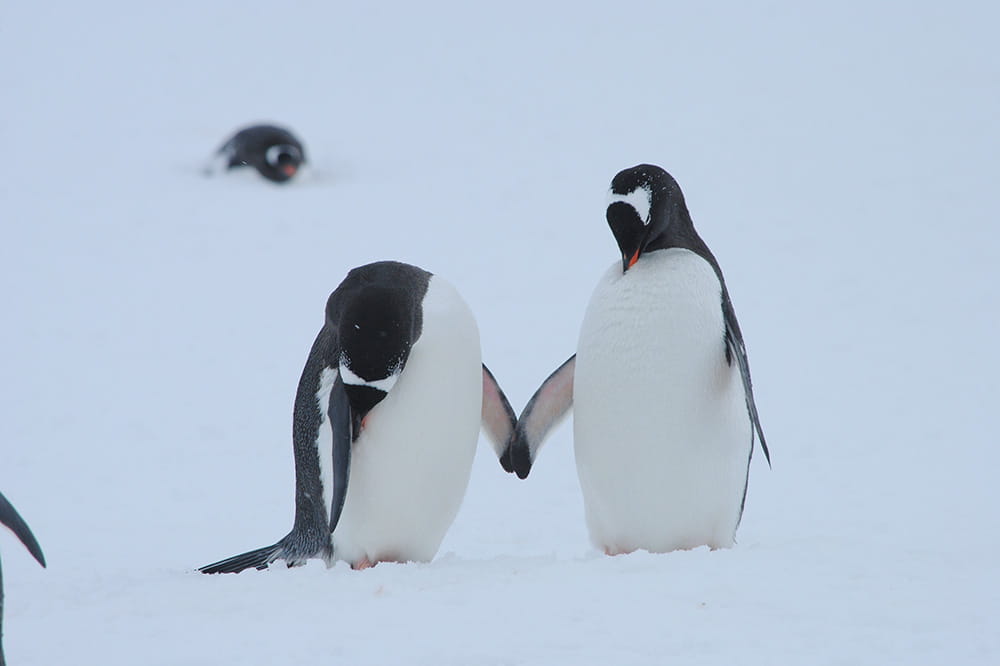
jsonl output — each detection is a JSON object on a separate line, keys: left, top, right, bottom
{"left": 606, "top": 164, "right": 692, "bottom": 272}
{"left": 333, "top": 285, "right": 419, "bottom": 421}
{"left": 262, "top": 143, "right": 303, "bottom": 181}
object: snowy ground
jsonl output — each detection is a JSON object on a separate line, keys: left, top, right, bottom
{"left": 1, "top": 1, "right": 998, "bottom": 664}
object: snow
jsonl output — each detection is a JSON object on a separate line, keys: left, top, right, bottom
{"left": 1, "top": 1, "right": 998, "bottom": 664}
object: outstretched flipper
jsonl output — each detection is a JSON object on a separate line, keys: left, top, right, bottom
{"left": 505, "top": 355, "right": 576, "bottom": 479}
{"left": 481, "top": 364, "right": 517, "bottom": 470}
{"left": 722, "top": 297, "right": 770, "bottom": 466}
{"left": 198, "top": 520, "right": 337, "bottom": 574}
{"left": 200, "top": 331, "right": 340, "bottom": 575}
{"left": 0, "top": 492, "right": 45, "bottom": 567}
{"left": 198, "top": 542, "right": 285, "bottom": 574}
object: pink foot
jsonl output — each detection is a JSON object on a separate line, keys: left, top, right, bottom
{"left": 603, "top": 546, "right": 635, "bottom": 557}
{"left": 351, "top": 557, "right": 377, "bottom": 570}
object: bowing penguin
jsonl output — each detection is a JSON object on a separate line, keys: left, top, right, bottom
{"left": 504, "top": 165, "right": 769, "bottom": 554}
{"left": 201, "top": 261, "right": 515, "bottom": 572}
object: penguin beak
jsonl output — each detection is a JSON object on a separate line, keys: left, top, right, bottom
{"left": 281, "top": 164, "right": 298, "bottom": 177}
{"left": 619, "top": 243, "right": 642, "bottom": 273}
{"left": 342, "top": 384, "right": 389, "bottom": 441}
{"left": 625, "top": 249, "right": 640, "bottom": 271}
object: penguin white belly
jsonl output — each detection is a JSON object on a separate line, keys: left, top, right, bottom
{"left": 331, "top": 276, "right": 482, "bottom": 565}
{"left": 573, "top": 248, "right": 751, "bottom": 554}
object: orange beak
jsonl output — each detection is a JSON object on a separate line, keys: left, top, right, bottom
{"left": 627, "top": 249, "right": 640, "bottom": 269}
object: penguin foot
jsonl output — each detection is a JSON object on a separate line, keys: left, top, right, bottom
{"left": 351, "top": 557, "right": 376, "bottom": 570}
{"left": 603, "top": 546, "right": 635, "bottom": 557}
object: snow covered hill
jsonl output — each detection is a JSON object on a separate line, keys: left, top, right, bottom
{"left": 1, "top": 1, "right": 997, "bottom": 664}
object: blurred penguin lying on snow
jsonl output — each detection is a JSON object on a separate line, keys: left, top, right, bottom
{"left": 206, "top": 123, "right": 306, "bottom": 183}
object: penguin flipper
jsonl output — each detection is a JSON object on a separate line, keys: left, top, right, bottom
{"left": 722, "top": 300, "right": 770, "bottom": 466}
{"left": 481, "top": 364, "right": 517, "bottom": 468}
{"left": 327, "top": 372, "right": 353, "bottom": 534}
{"left": 0, "top": 492, "right": 45, "bottom": 567}
{"left": 198, "top": 542, "right": 284, "bottom": 574}
{"left": 505, "top": 355, "right": 576, "bottom": 479}
{"left": 198, "top": 525, "right": 338, "bottom": 573}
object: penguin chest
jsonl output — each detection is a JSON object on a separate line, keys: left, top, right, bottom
{"left": 573, "top": 249, "right": 750, "bottom": 552}
{"left": 331, "top": 277, "right": 482, "bottom": 564}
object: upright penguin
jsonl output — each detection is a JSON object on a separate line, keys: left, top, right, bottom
{"left": 201, "top": 261, "right": 516, "bottom": 573}
{"left": 505, "top": 165, "right": 769, "bottom": 555}
{"left": 0, "top": 491, "right": 45, "bottom": 666}
{"left": 208, "top": 124, "right": 306, "bottom": 183}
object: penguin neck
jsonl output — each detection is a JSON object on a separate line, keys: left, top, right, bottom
{"left": 642, "top": 212, "right": 724, "bottom": 286}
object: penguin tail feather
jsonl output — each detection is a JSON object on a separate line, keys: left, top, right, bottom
{"left": 198, "top": 543, "right": 283, "bottom": 575}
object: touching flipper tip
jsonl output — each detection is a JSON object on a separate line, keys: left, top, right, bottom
{"left": 510, "top": 436, "right": 533, "bottom": 480}
{"left": 499, "top": 445, "right": 515, "bottom": 474}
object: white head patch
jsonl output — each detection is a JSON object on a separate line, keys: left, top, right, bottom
{"left": 265, "top": 143, "right": 300, "bottom": 167}
{"left": 607, "top": 185, "right": 652, "bottom": 226}
{"left": 339, "top": 359, "right": 400, "bottom": 393}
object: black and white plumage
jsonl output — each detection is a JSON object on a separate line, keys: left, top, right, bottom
{"left": 208, "top": 124, "right": 306, "bottom": 183}
{"left": 505, "top": 164, "right": 769, "bottom": 555}
{"left": 200, "top": 261, "right": 515, "bottom": 573}
{"left": 0, "top": 492, "right": 45, "bottom": 666}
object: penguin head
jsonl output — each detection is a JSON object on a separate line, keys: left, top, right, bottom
{"left": 606, "top": 164, "right": 692, "bottom": 273}
{"left": 260, "top": 143, "right": 304, "bottom": 182}
{"left": 333, "top": 285, "right": 418, "bottom": 422}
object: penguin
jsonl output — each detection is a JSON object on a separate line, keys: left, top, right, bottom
{"left": 0, "top": 492, "right": 45, "bottom": 666}
{"left": 208, "top": 124, "right": 306, "bottom": 183}
{"left": 200, "top": 261, "right": 516, "bottom": 573}
{"left": 504, "top": 164, "right": 770, "bottom": 555}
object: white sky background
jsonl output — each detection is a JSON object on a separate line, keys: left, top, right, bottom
{"left": 0, "top": 2, "right": 997, "bottom": 664}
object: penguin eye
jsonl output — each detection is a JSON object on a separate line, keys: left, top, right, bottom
{"left": 265, "top": 144, "right": 300, "bottom": 167}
